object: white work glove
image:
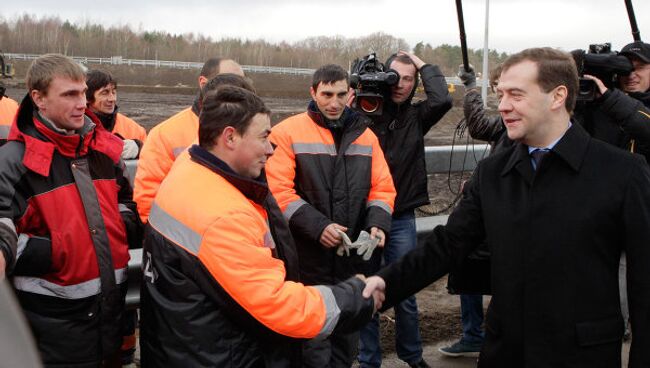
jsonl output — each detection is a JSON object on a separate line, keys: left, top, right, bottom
{"left": 350, "top": 231, "right": 380, "bottom": 261}
{"left": 336, "top": 230, "right": 380, "bottom": 261}
{"left": 336, "top": 230, "right": 353, "bottom": 257}
{"left": 121, "top": 139, "right": 139, "bottom": 160}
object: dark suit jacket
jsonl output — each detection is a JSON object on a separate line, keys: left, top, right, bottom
{"left": 378, "top": 124, "right": 650, "bottom": 368}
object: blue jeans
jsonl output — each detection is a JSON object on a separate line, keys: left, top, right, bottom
{"left": 460, "top": 294, "right": 485, "bottom": 345}
{"left": 359, "top": 212, "right": 423, "bottom": 367}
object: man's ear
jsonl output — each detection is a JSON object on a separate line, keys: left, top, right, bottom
{"left": 198, "top": 76, "right": 208, "bottom": 89}
{"left": 30, "top": 90, "right": 45, "bottom": 110}
{"left": 551, "top": 85, "right": 568, "bottom": 111}
{"left": 310, "top": 86, "right": 317, "bottom": 100}
{"left": 221, "top": 126, "right": 238, "bottom": 149}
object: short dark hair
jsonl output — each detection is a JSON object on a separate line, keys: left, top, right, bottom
{"left": 199, "top": 73, "right": 256, "bottom": 108}
{"left": 387, "top": 53, "right": 415, "bottom": 69}
{"left": 201, "top": 57, "right": 223, "bottom": 79}
{"left": 311, "top": 64, "right": 348, "bottom": 90}
{"left": 501, "top": 47, "right": 579, "bottom": 113}
{"left": 199, "top": 86, "right": 270, "bottom": 150}
{"left": 85, "top": 69, "right": 117, "bottom": 103}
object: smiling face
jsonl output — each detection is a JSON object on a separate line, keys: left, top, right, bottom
{"left": 31, "top": 77, "right": 88, "bottom": 131}
{"left": 229, "top": 113, "right": 274, "bottom": 179}
{"left": 497, "top": 60, "right": 557, "bottom": 146}
{"left": 310, "top": 80, "right": 349, "bottom": 120}
{"left": 620, "top": 58, "right": 650, "bottom": 93}
{"left": 90, "top": 83, "right": 117, "bottom": 114}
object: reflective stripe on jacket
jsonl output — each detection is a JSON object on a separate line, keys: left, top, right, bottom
{"left": 134, "top": 107, "right": 198, "bottom": 222}
{"left": 266, "top": 106, "right": 395, "bottom": 284}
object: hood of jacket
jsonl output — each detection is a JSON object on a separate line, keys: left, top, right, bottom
{"left": 306, "top": 100, "right": 369, "bottom": 132}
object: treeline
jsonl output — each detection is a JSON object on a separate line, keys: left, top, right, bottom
{"left": 0, "top": 14, "right": 508, "bottom": 75}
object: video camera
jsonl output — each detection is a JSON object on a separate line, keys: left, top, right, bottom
{"left": 349, "top": 53, "right": 399, "bottom": 115}
{"left": 572, "top": 43, "right": 634, "bottom": 101}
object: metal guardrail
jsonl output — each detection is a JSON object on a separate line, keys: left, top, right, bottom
{"left": 4, "top": 53, "right": 465, "bottom": 83}
{"left": 123, "top": 145, "right": 484, "bottom": 308}
{"left": 5, "top": 53, "right": 316, "bottom": 76}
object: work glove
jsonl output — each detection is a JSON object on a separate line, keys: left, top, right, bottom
{"left": 350, "top": 231, "right": 380, "bottom": 261}
{"left": 336, "top": 230, "right": 353, "bottom": 257}
{"left": 458, "top": 64, "right": 477, "bottom": 89}
{"left": 122, "top": 139, "right": 139, "bottom": 160}
{"left": 336, "top": 230, "right": 380, "bottom": 261}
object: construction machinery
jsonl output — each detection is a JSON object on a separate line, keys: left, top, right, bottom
{"left": 0, "top": 51, "right": 15, "bottom": 78}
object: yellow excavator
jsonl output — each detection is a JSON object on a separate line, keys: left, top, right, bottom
{"left": 0, "top": 51, "right": 15, "bottom": 78}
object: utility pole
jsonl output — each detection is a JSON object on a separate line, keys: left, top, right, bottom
{"left": 481, "top": 0, "right": 490, "bottom": 107}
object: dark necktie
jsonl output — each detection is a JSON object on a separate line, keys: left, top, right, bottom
{"left": 530, "top": 149, "right": 550, "bottom": 170}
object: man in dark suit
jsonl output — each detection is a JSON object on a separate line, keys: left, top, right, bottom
{"left": 362, "top": 47, "right": 650, "bottom": 367}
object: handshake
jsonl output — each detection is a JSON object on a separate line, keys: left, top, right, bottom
{"left": 356, "top": 274, "right": 387, "bottom": 311}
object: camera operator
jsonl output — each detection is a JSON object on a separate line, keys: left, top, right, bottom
{"left": 577, "top": 41, "right": 650, "bottom": 163}
{"left": 575, "top": 41, "right": 650, "bottom": 342}
{"left": 357, "top": 51, "right": 452, "bottom": 368}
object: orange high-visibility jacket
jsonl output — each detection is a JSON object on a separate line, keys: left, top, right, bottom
{"left": 139, "top": 145, "right": 373, "bottom": 367}
{"left": 266, "top": 105, "right": 396, "bottom": 284}
{"left": 134, "top": 107, "right": 198, "bottom": 222}
{"left": 113, "top": 113, "right": 147, "bottom": 142}
{"left": 0, "top": 96, "right": 19, "bottom": 144}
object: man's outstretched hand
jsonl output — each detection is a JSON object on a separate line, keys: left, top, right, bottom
{"left": 362, "top": 275, "right": 386, "bottom": 311}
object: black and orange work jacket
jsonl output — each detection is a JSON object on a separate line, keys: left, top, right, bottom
{"left": 140, "top": 145, "right": 373, "bottom": 367}
{"left": 266, "top": 103, "right": 396, "bottom": 284}
{"left": 0, "top": 95, "right": 18, "bottom": 145}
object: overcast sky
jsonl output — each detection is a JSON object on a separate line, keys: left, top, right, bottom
{"left": 3, "top": 0, "right": 649, "bottom": 54}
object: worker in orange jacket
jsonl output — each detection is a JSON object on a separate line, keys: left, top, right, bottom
{"left": 86, "top": 69, "right": 147, "bottom": 159}
{"left": 0, "top": 83, "right": 18, "bottom": 145}
{"left": 134, "top": 57, "right": 244, "bottom": 222}
{"left": 85, "top": 68, "right": 148, "bottom": 367}
{"left": 266, "top": 64, "right": 396, "bottom": 367}
{"left": 140, "top": 86, "right": 381, "bottom": 367}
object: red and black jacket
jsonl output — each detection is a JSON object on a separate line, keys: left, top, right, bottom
{"left": 0, "top": 95, "right": 142, "bottom": 367}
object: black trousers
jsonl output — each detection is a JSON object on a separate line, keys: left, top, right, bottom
{"left": 302, "top": 330, "right": 359, "bottom": 368}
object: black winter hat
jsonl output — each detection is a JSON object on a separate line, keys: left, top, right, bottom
{"left": 620, "top": 41, "right": 650, "bottom": 63}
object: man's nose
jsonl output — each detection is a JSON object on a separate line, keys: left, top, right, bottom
{"left": 265, "top": 140, "right": 274, "bottom": 156}
{"left": 498, "top": 97, "right": 511, "bottom": 112}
